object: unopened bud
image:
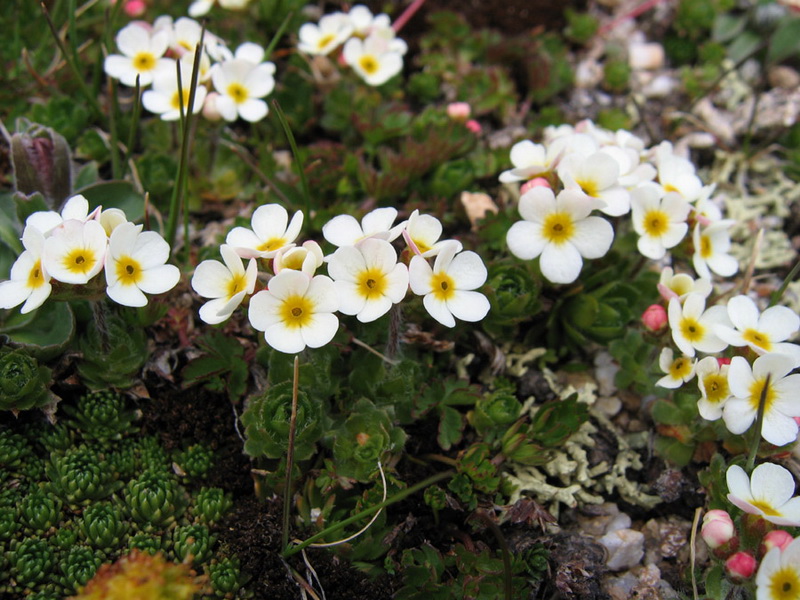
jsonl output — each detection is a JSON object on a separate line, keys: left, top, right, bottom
{"left": 11, "top": 120, "right": 73, "bottom": 207}
{"left": 724, "top": 551, "right": 756, "bottom": 581}
{"left": 447, "top": 102, "right": 471, "bottom": 121}
{"left": 761, "top": 530, "right": 794, "bottom": 557}
{"left": 701, "top": 510, "right": 735, "bottom": 549}
{"left": 520, "top": 178, "right": 551, "bottom": 195}
{"left": 641, "top": 304, "right": 667, "bottom": 332}
{"left": 465, "top": 119, "right": 481, "bottom": 134}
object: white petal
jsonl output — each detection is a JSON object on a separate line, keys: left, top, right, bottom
{"left": 248, "top": 290, "right": 281, "bottom": 331}
{"left": 301, "top": 313, "right": 339, "bottom": 348}
{"left": 137, "top": 264, "right": 180, "bottom": 295}
{"left": 725, "top": 465, "right": 753, "bottom": 501}
{"left": 408, "top": 256, "right": 433, "bottom": 295}
{"left": 264, "top": 322, "right": 307, "bottom": 354}
{"left": 761, "top": 412, "right": 799, "bottom": 447}
{"left": 750, "top": 463, "right": 796, "bottom": 506}
{"left": 423, "top": 294, "right": 455, "bottom": 327}
{"left": 570, "top": 217, "right": 614, "bottom": 259}
{"left": 506, "top": 221, "right": 546, "bottom": 260}
{"left": 539, "top": 242, "right": 583, "bottom": 284}
{"left": 447, "top": 251, "right": 487, "bottom": 291}
{"left": 191, "top": 260, "right": 231, "bottom": 298}
{"left": 323, "top": 215, "right": 363, "bottom": 247}
{"left": 447, "top": 290, "right": 490, "bottom": 323}
{"left": 238, "top": 99, "right": 268, "bottom": 122}
{"left": 306, "top": 275, "right": 339, "bottom": 314}
{"left": 728, "top": 295, "right": 759, "bottom": 331}
{"left": 107, "top": 282, "right": 148, "bottom": 307}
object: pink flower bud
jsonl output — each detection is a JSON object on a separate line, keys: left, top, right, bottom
{"left": 202, "top": 92, "right": 223, "bottom": 121}
{"left": 761, "top": 530, "right": 794, "bottom": 556}
{"left": 725, "top": 551, "right": 756, "bottom": 580}
{"left": 701, "top": 510, "right": 735, "bottom": 549}
{"left": 465, "top": 119, "right": 481, "bottom": 134}
{"left": 447, "top": 102, "right": 471, "bottom": 120}
{"left": 717, "top": 357, "right": 731, "bottom": 367}
{"left": 641, "top": 304, "right": 667, "bottom": 332}
{"left": 124, "top": 0, "right": 147, "bottom": 17}
{"left": 519, "top": 177, "right": 551, "bottom": 195}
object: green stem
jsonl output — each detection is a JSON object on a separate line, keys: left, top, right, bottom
{"left": 282, "top": 469, "right": 454, "bottom": 557}
{"left": 271, "top": 99, "right": 311, "bottom": 220}
{"left": 745, "top": 373, "right": 770, "bottom": 473}
{"left": 282, "top": 356, "right": 300, "bottom": 551}
{"left": 107, "top": 77, "right": 121, "bottom": 179}
{"left": 769, "top": 259, "right": 800, "bottom": 307}
{"left": 123, "top": 75, "right": 142, "bottom": 178}
{"left": 165, "top": 32, "right": 205, "bottom": 252}
{"left": 263, "top": 10, "right": 294, "bottom": 61}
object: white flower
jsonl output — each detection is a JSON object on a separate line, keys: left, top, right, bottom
{"left": 655, "top": 347, "right": 696, "bottom": 389}
{"left": 402, "top": 209, "right": 457, "bottom": 257}
{"left": 695, "top": 356, "right": 731, "bottom": 421}
{"left": 273, "top": 241, "right": 324, "bottom": 277}
{"left": 499, "top": 134, "right": 596, "bottom": 184}
{"left": 297, "top": 13, "right": 353, "bottom": 56}
{"left": 506, "top": 187, "right": 614, "bottom": 284}
{"left": 558, "top": 151, "right": 631, "bottom": 216}
{"left": 692, "top": 220, "right": 738, "bottom": 279}
{"left": 104, "top": 222, "right": 180, "bottom": 307}
{"left": 26, "top": 194, "right": 98, "bottom": 235}
{"left": 191, "top": 244, "right": 257, "bottom": 325}
{"left": 343, "top": 35, "right": 403, "bottom": 86}
{"left": 667, "top": 293, "right": 731, "bottom": 357}
{"left": 657, "top": 267, "right": 712, "bottom": 302}
{"left": 653, "top": 141, "right": 703, "bottom": 202}
{"left": 210, "top": 58, "right": 276, "bottom": 122}
{"left": 715, "top": 295, "right": 800, "bottom": 368}
{"left": 226, "top": 204, "right": 303, "bottom": 260}
{"left": 408, "top": 241, "right": 489, "bottom": 327}
{"left": 630, "top": 186, "right": 690, "bottom": 260}
{"left": 142, "top": 61, "right": 208, "bottom": 121}
{"left": 248, "top": 271, "right": 339, "bottom": 354}
{"left": 188, "top": 0, "right": 251, "bottom": 17}
{"left": 322, "top": 207, "right": 404, "bottom": 247}
{"left": 104, "top": 23, "right": 174, "bottom": 87}
{"left": 756, "top": 536, "right": 800, "bottom": 600}
{"left": 727, "top": 463, "right": 800, "bottom": 526}
{"left": 328, "top": 238, "right": 409, "bottom": 323}
{"left": 0, "top": 226, "right": 52, "bottom": 313}
{"left": 43, "top": 220, "right": 107, "bottom": 284}
{"left": 723, "top": 353, "right": 800, "bottom": 447}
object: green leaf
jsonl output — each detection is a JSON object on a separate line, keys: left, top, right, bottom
{"left": 654, "top": 435, "right": 694, "bottom": 467}
{"left": 767, "top": 17, "right": 800, "bottom": 65}
{"left": 0, "top": 193, "right": 22, "bottom": 254}
{"left": 437, "top": 405, "right": 464, "bottom": 450}
{"left": 13, "top": 191, "right": 48, "bottom": 225}
{"left": 74, "top": 180, "right": 145, "bottom": 224}
{"left": 712, "top": 13, "right": 746, "bottom": 43}
{"left": 74, "top": 161, "right": 100, "bottom": 190}
{"left": 0, "top": 302, "right": 75, "bottom": 361}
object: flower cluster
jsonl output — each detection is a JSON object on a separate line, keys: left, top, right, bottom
{"left": 104, "top": 17, "right": 275, "bottom": 123}
{"left": 297, "top": 4, "right": 407, "bottom": 86}
{"left": 190, "top": 204, "right": 489, "bottom": 353}
{"left": 0, "top": 195, "right": 179, "bottom": 311}
{"left": 502, "top": 120, "right": 737, "bottom": 284}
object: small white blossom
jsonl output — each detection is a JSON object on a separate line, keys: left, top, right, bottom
{"left": 273, "top": 241, "right": 324, "bottom": 277}
{"left": 657, "top": 267, "right": 712, "bottom": 302}
{"left": 226, "top": 204, "right": 303, "bottom": 260}
{"left": 104, "top": 222, "right": 180, "bottom": 307}
{"left": 756, "top": 536, "right": 800, "bottom": 600}
{"left": 248, "top": 270, "right": 339, "bottom": 354}
{"left": 322, "top": 207, "right": 404, "bottom": 248}
{"left": 692, "top": 220, "right": 738, "bottom": 279}
{"left": 104, "top": 23, "right": 174, "bottom": 87}
{"left": 696, "top": 356, "right": 731, "bottom": 421}
{"left": 727, "top": 463, "right": 800, "bottom": 526}
{"left": 402, "top": 209, "right": 456, "bottom": 257}
{"left": 191, "top": 244, "right": 257, "bottom": 325}
{"left": 667, "top": 293, "right": 731, "bottom": 357}
{"left": 0, "top": 226, "right": 52, "bottom": 313}
{"left": 630, "top": 185, "right": 690, "bottom": 260}
{"left": 43, "top": 220, "right": 107, "bottom": 285}
{"left": 558, "top": 151, "right": 631, "bottom": 216}
{"left": 408, "top": 241, "right": 489, "bottom": 327}
{"left": 297, "top": 13, "right": 353, "bottom": 56}
{"left": 142, "top": 61, "right": 208, "bottom": 121}
{"left": 655, "top": 347, "right": 696, "bottom": 389}
{"left": 343, "top": 35, "right": 403, "bottom": 86}
{"left": 210, "top": 57, "right": 276, "bottom": 122}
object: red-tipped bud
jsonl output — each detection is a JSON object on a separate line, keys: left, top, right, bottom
{"left": 519, "top": 178, "right": 551, "bottom": 195}
{"left": 446, "top": 102, "right": 471, "bottom": 121}
{"left": 641, "top": 304, "right": 668, "bottom": 332}
{"left": 717, "top": 357, "right": 731, "bottom": 366}
{"left": 465, "top": 119, "right": 482, "bottom": 134}
{"left": 760, "top": 530, "right": 794, "bottom": 557}
{"left": 701, "top": 510, "right": 735, "bottom": 549}
{"left": 724, "top": 551, "right": 756, "bottom": 581}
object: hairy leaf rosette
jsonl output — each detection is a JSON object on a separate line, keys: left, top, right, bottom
{"left": 0, "top": 346, "right": 53, "bottom": 412}
{"left": 241, "top": 381, "right": 324, "bottom": 461}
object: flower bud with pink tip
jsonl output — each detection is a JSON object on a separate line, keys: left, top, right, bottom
{"left": 725, "top": 551, "right": 756, "bottom": 581}
{"left": 642, "top": 304, "right": 667, "bottom": 332}
{"left": 701, "top": 510, "right": 737, "bottom": 556}
{"left": 446, "top": 102, "right": 471, "bottom": 121}
{"left": 760, "top": 530, "right": 794, "bottom": 558}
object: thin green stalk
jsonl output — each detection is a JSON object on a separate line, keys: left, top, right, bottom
{"left": 107, "top": 77, "right": 122, "bottom": 179}
{"left": 745, "top": 373, "right": 770, "bottom": 473}
{"left": 263, "top": 10, "right": 294, "bottom": 61}
{"left": 272, "top": 99, "right": 311, "bottom": 219}
{"left": 282, "top": 469, "right": 455, "bottom": 557}
{"left": 165, "top": 32, "right": 205, "bottom": 252}
{"left": 282, "top": 356, "right": 301, "bottom": 551}
{"left": 40, "top": 2, "right": 104, "bottom": 121}
{"left": 123, "top": 75, "right": 142, "bottom": 177}
{"left": 769, "top": 259, "right": 800, "bottom": 307}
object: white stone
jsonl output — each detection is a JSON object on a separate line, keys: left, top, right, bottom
{"left": 599, "top": 528, "right": 645, "bottom": 571}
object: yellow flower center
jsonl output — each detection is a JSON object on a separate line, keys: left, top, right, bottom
{"left": 670, "top": 276, "right": 692, "bottom": 297}
{"left": 742, "top": 328, "right": 772, "bottom": 352}
{"left": 279, "top": 295, "right": 313, "bottom": 329}
{"left": 750, "top": 499, "right": 781, "bottom": 517}
{"left": 748, "top": 376, "right": 776, "bottom": 414}
{"left": 430, "top": 271, "right": 456, "bottom": 302}
{"left": 226, "top": 272, "right": 248, "bottom": 299}
{"left": 317, "top": 33, "right": 336, "bottom": 51}
{"left": 170, "top": 90, "right": 191, "bottom": 111}
{"left": 114, "top": 256, "right": 143, "bottom": 286}
{"left": 412, "top": 238, "right": 431, "bottom": 255}
{"left": 132, "top": 52, "right": 156, "bottom": 72}
{"left": 663, "top": 183, "right": 679, "bottom": 194}
{"left": 643, "top": 209, "right": 670, "bottom": 237}
{"left": 768, "top": 567, "right": 800, "bottom": 600}
{"left": 357, "top": 268, "right": 387, "bottom": 300}
{"left": 541, "top": 212, "right": 575, "bottom": 245}
{"left": 575, "top": 179, "right": 599, "bottom": 197}
{"left": 680, "top": 317, "right": 704, "bottom": 343}
{"left": 227, "top": 82, "right": 249, "bottom": 104}
{"left": 27, "top": 260, "right": 46, "bottom": 289}
{"left": 257, "top": 237, "right": 286, "bottom": 253}
{"left": 63, "top": 249, "right": 98, "bottom": 277}
{"left": 699, "top": 234, "right": 713, "bottom": 259}
{"left": 358, "top": 54, "right": 379, "bottom": 75}
{"left": 702, "top": 373, "right": 729, "bottom": 404}
{"left": 668, "top": 358, "right": 692, "bottom": 380}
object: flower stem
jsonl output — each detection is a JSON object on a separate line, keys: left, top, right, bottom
{"left": 282, "top": 469, "right": 454, "bottom": 557}
{"left": 392, "top": 0, "right": 427, "bottom": 34}
{"left": 769, "top": 258, "right": 800, "bottom": 307}
{"left": 271, "top": 99, "right": 311, "bottom": 221}
{"left": 281, "top": 355, "right": 300, "bottom": 551}
{"left": 745, "top": 373, "right": 770, "bottom": 473}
